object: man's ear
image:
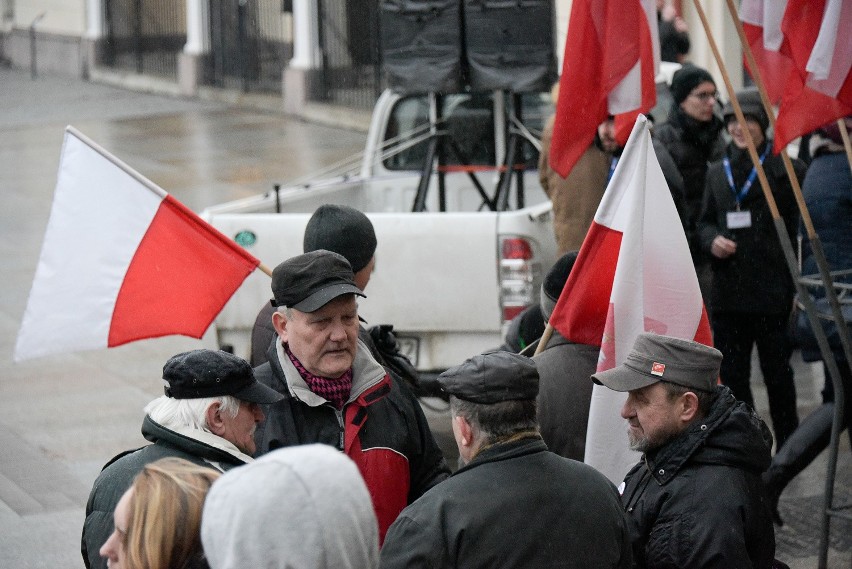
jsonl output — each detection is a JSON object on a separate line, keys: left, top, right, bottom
{"left": 206, "top": 402, "right": 226, "bottom": 437}
{"left": 271, "top": 310, "right": 288, "bottom": 342}
{"left": 454, "top": 415, "right": 473, "bottom": 448}
{"left": 679, "top": 392, "right": 700, "bottom": 423}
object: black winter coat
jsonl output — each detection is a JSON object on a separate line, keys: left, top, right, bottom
{"left": 621, "top": 386, "right": 775, "bottom": 569}
{"left": 380, "top": 437, "right": 633, "bottom": 569}
{"left": 653, "top": 106, "right": 725, "bottom": 254}
{"left": 253, "top": 338, "right": 450, "bottom": 542}
{"left": 698, "top": 142, "right": 805, "bottom": 314}
{"left": 81, "top": 416, "right": 250, "bottom": 569}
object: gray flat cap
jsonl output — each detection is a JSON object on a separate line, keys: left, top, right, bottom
{"left": 438, "top": 351, "right": 539, "bottom": 403}
{"left": 593, "top": 333, "right": 722, "bottom": 393}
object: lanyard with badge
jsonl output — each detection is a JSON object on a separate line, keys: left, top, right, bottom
{"left": 607, "top": 156, "right": 618, "bottom": 184}
{"left": 722, "top": 142, "right": 771, "bottom": 229}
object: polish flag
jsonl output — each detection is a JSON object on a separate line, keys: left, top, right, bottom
{"left": 548, "top": 0, "right": 659, "bottom": 178}
{"left": 14, "top": 127, "right": 260, "bottom": 362}
{"left": 739, "top": 0, "right": 793, "bottom": 104}
{"left": 549, "top": 115, "right": 713, "bottom": 482}
{"left": 774, "top": 0, "right": 852, "bottom": 150}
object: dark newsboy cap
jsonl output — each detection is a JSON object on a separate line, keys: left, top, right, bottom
{"left": 438, "top": 351, "right": 539, "bottom": 404}
{"left": 163, "top": 349, "right": 283, "bottom": 404}
{"left": 303, "top": 204, "right": 377, "bottom": 273}
{"left": 593, "top": 333, "right": 722, "bottom": 393}
{"left": 270, "top": 250, "right": 366, "bottom": 312}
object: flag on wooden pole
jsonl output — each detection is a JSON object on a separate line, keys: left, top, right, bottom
{"left": 549, "top": 115, "right": 712, "bottom": 482}
{"left": 14, "top": 127, "right": 260, "bottom": 362}
{"left": 548, "top": 0, "right": 659, "bottom": 178}
{"left": 774, "top": 0, "right": 852, "bottom": 149}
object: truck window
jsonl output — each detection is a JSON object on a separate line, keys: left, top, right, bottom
{"left": 511, "top": 91, "right": 552, "bottom": 170}
{"left": 383, "top": 93, "right": 496, "bottom": 171}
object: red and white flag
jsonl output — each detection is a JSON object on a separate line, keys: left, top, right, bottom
{"left": 774, "top": 0, "right": 852, "bottom": 150}
{"left": 14, "top": 127, "right": 260, "bottom": 362}
{"left": 739, "top": 0, "right": 793, "bottom": 104}
{"left": 549, "top": 115, "right": 713, "bottom": 482}
{"left": 549, "top": 0, "right": 659, "bottom": 178}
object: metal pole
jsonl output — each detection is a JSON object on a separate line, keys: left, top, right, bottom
{"left": 29, "top": 12, "right": 46, "bottom": 80}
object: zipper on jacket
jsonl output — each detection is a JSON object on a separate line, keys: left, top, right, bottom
{"left": 335, "top": 407, "right": 345, "bottom": 450}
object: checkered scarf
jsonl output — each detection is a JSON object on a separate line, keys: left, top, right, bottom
{"left": 284, "top": 344, "right": 353, "bottom": 410}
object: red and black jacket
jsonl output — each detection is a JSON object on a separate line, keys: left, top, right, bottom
{"left": 254, "top": 338, "right": 450, "bottom": 542}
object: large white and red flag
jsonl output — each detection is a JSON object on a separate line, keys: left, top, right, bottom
{"left": 739, "top": 0, "right": 793, "bottom": 104}
{"left": 14, "top": 127, "right": 260, "bottom": 362}
{"left": 549, "top": 115, "right": 713, "bottom": 482}
{"left": 549, "top": 0, "right": 659, "bottom": 178}
{"left": 774, "top": 0, "right": 852, "bottom": 150}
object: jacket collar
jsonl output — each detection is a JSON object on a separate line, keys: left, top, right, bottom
{"left": 141, "top": 415, "right": 254, "bottom": 466}
{"left": 273, "top": 336, "right": 388, "bottom": 408}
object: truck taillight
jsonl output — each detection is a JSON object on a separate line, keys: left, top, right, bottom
{"left": 499, "top": 237, "right": 539, "bottom": 324}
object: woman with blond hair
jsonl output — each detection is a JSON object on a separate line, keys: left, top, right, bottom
{"left": 100, "top": 457, "right": 220, "bottom": 569}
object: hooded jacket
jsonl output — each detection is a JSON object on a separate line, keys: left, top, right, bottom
{"left": 81, "top": 415, "right": 252, "bottom": 569}
{"left": 253, "top": 338, "right": 450, "bottom": 542}
{"left": 621, "top": 386, "right": 775, "bottom": 568}
{"left": 201, "top": 444, "right": 379, "bottom": 569}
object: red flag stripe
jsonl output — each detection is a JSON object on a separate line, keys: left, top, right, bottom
{"left": 109, "top": 195, "right": 259, "bottom": 346}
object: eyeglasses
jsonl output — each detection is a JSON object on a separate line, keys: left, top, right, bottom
{"left": 689, "top": 91, "right": 718, "bottom": 102}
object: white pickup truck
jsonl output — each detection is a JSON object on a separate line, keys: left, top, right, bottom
{"left": 202, "top": 89, "right": 558, "bottom": 375}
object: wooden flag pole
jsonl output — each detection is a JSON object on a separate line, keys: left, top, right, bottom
{"left": 258, "top": 262, "right": 273, "bottom": 277}
{"left": 838, "top": 118, "right": 852, "bottom": 174}
{"left": 721, "top": 0, "right": 852, "bottom": 369}
{"left": 710, "top": 4, "right": 851, "bottom": 566}
{"left": 533, "top": 323, "right": 554, "bottom": 356}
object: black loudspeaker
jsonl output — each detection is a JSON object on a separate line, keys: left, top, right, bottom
{"left": 464, "top": 0, "right": 557, "bottom": 93}
{"left": 380, "top": 0, "right": 463, "bottom": 95}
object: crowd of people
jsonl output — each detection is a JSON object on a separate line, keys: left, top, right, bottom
{"left": 79, "top": 20, "right": 850, "bottom": 569}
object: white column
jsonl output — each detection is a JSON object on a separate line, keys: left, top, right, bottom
{"left": 184, "top": 0, "right": 209, "bottom": 55}
{"left": 290, "top": 0, "right": 320, "bottom": 69}
{"left": 85, "top": 0, "right": 104, "bottom": 40}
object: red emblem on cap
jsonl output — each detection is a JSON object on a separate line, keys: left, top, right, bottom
{"left": 651, "top": 362, "right": 666, "bottom": 376}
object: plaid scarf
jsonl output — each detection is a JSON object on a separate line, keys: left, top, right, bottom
{"left": 284, "top": 344, "right": 353, "bottom": 410}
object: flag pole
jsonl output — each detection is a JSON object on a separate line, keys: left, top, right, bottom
{"left": 258, "top": 263, "right": 273, "bottom": 277}
{"left": 721, "top": 0, "right": 852, "bottom": 379}
{"left": 838, "top": 119, "right": 852, "bottom": 174}
{"left": 533, "top": 323, "right": 554, "bottom": 356}
{"left": 706, "top": 5, "right": 851, "bottom": 566}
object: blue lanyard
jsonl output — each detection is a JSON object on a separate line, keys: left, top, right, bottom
{"left": 607, "top": 156, "right": 618, "bottom": 184}
{"left": 722, "top": 142, "right": 772, "bottom": 206}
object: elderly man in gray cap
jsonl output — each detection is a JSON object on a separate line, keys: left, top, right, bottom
{"left": 380, "top": 350, "right": 632, "bottom": 569}
{"left": 81, "top": 349, "right": 283, "bottom": 569}
{"left": 594, "top": 333, "right": 776, "bottom": 569}
{"left": 253, "top": 249, "right": 449, "bottom": 544}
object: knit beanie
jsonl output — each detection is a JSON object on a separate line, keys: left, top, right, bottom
{"left": 722, "top": 87, "right": 770, "bottom": 133}
{"left": 303, "top": 205, "right": 377, "bottom": 273}
{"left": 670, "top": 64, "right": 715, "bottom": 105}
{"left": 540, "top": 251, "right": 579, "bottom": 321}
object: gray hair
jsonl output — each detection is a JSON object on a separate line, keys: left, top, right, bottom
{"left": 449, "top": 396, "right": 538, "bottom": 447}
{"left": 276, "top": 306, "right": 294, "bottom": 319}
{"left": 661, "top": 382, "right": 718, "bottom": 419}
{"left": 145, "top": 395, "right": 241, "bottom": 432}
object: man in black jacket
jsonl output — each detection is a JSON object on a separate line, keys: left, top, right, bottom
{"left": 380, "top": 351, "right": 632, "bottom": 569}
{"left": 254, "top": 250, "right": 449, "bottom": 544}
{"left": 81, "top": 349, "right": 284, "bottom": 569}
{"left": 594, "top": 333, "right": 775, "bottom": 569}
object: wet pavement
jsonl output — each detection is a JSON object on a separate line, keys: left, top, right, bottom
{"left": 0, "top": 66, "right": 849, "bottom": 568}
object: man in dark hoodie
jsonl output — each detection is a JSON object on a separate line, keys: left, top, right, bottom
{"left": 594, "top": 333, "right": 775, "bottom": 568}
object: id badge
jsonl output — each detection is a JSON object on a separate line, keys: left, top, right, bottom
{"left": 727, "top": 210, "right": 752, "bottom": 229}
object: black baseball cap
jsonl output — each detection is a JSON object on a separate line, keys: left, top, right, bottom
{"left": 270, "top": 250, "right": 366, "bottom": 313}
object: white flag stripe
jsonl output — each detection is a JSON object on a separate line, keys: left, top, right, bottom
{"left": 14, "top": 128, "right": 163, "bottom": 362}
{"left": 806, "top": 0, "right": 852, "bottom": 97}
